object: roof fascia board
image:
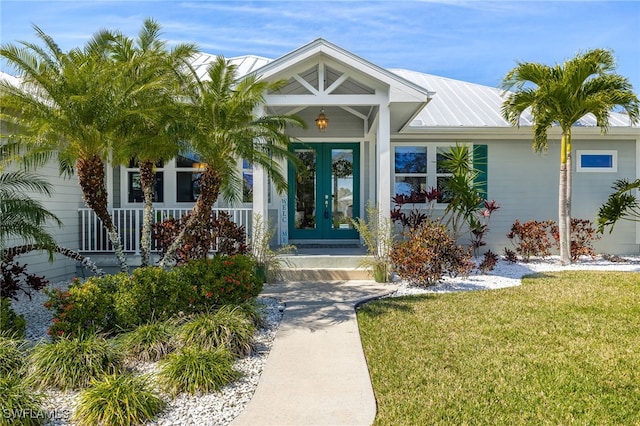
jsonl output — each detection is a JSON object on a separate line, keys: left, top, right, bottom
{"left": 266, "top": 93, "right": 389, "bottom": 106}
{"left": 397, "top": 126, "right": 640, "bottom": 139}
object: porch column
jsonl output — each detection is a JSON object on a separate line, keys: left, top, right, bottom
{"left": 253, "top": 163, "right": 268, "bottom": 236}
{"left": 252, "top": 106, "right": 268, "bottom": 244}
{"left": 376, "top": 102, "right": 391, "bottom": 222}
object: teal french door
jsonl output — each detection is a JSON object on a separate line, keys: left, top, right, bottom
{"left": 288, "top": 143, "right": 360, "bottom": 240}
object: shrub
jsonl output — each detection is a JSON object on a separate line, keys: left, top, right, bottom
{"left": 44, "top": 276, "right": 120, "bottom": 338}
{"left": 113, "top": 267, "right": 193, "bottom": 330}
{"left": 176, "top": 255, "right": 262, "bottom": 311}
{"left": 117, "top": 320, "right": 177, "bottom": 363}
{"left": 157, "top": 346, "right": 240, "bottom": 396}
{"left": 0, "top": 260, "right": 48, "bottom": 301}
{"left": 502, "top": 248, "right": 518, "bottom": 263}
{"left": 551, "top": 218, "right": 601, "bottom": 261}
{"left": 478, "top": 250, "right": 499, "bottom": 273}
{"left": 506, "top": 219, "right": 555, "bottom": 262}
{"left": 27, "top": 334, "right": 122, "bottom": 391}
{"left": 0, "top": 375, "right": 45, "bottom": 426}
{"left": 0, "top": 297, "right": 26, "bottom": 339}
{"left": 152, "top": 211, "right": 248, "bottom": 265}
{"left": 74, "top": 373, "right": 166, "bottom": 426}
{"left": 390, "top": 220, "right": 473, "bottom": 286}
{"left": 177, "top": 306, "right": 256, "bottom": 357}
{"left": 0, "top": 337, "right": 25, "bottom": 377}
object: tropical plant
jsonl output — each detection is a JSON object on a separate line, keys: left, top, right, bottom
{"left": 501, "top": 48, "right": 639, "bottom": 264}
{"left": 250, "top": 214, "right": 295, "bottom": 283}
{"left": 551, "top": 218, "right": 600, "bottom": 261}
{"left": 506, "top": 219, "right": 555, "bottom": 262}
{"left": 597, "top": 178, "right": 640, "bottom": 233}
{"left": 157, "top": 346, "right": 240, "bottom": 396}
{"left": 0, "top": 25, "right": 132, "bottom": 271}
{"left": 0, "top": 148, "right": 61, "bottom": 255}
{"left": 437, "top": 145, "right": 499, "bottom": 250}
{"left": 74, "top": 373, "right": 166, "bottom": 426}
{"left": 159, "top": 56, "right": 305, "bottom": 266}
{"left": 109, "top": 19, "right": 198, "bottom": 266}
{"left": 390, "top": 220, "right": 473, "bottom": 286}
{"left": 351, "top": 202, "right": 394, "bottom": 282}
{"left": 27, "top": 334, "right": 122, "bottom": 391}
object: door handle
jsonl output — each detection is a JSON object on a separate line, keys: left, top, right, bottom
{"left": 324, "top": 195, "right": 329, "bottom": 218}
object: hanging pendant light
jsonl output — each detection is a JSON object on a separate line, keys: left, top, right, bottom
{"left": 315, "top": 107, "right": 329, "bottom": 132}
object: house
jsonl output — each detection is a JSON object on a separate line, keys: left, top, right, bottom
{"left": 3, "top": 38, "right": 639, "bottom": 282}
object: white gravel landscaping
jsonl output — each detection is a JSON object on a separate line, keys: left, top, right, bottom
{"left": 9, "top": 254, "right": 639, "bottom": 425}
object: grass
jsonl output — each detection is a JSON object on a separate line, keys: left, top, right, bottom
{"left": 157, "top": 346, "right": 240, "bottom": 396}
{"left": 0, "top": 375, "right": 45, "bottom": 426}
{"left": 117, "top": 320, "right": 177, "bottom": 363}
{"left": 177, "top": 305, "right": 256, "bottom": 357}
{"left": 0, "top": 337, "right": 26, "bottom": 377}
{"left": 27, "top": 334, "right": 122, "bottom": 391}
{"left": 74, "top": 373, "right": 166, "bottom": 426}
{"left": 358, "top": 271, "right": 640, "bottom": 425}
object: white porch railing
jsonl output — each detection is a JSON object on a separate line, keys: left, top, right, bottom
{"left": 78, "top": 207, "right": 253, "bottom": 254}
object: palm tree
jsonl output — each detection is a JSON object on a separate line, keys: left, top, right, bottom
{"left": 501, "top": 49, "right": 639, "bottom": 264}
{"left": 0, "top": 26, "right": 130, "bottom": 271}
{"left": 109, "top": 19, "right": 198, "bottom": 266}
{"left": 159, "top": 56, "right": 305, "bottom": 267}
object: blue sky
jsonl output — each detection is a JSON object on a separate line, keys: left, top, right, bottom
{"left": 1, "top": 1, "right": 639, "bottom": 90}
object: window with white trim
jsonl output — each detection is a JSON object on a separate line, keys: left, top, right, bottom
{"left": 393, "top": 143, "right": 455, "bottom": 204}
{"left": 176, "top": 150, "right": 203, "bottom": 202}
{"left": 576, "top": 150, "right": 617, "bottom": 173}
{"left": 126, "top": 159, "right": 164, "bottom": 203}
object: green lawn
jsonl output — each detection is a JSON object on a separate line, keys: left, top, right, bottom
{"left": 358, "top": 271, "right": 640, "bottom": 425}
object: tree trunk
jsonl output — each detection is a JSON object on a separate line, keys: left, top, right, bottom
{"left": 139, "top": 160, "right": 155, "bottom": 267}
{"left": 558, "top": 133, "right": 571, "bottom": 265}
{"left": 76, "top": 154, "right": 129, "bottom": 272}
{"left": 1, "top": 244, "right": 104, "bottom": 276}
{"left": 158, "top": 167, "right": 221, "bottom": 267}
{"left": 565, "top": 131, "right": 573, "bottom": 263}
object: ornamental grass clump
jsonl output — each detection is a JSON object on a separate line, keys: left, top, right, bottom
{"left": 117, "top": 320, "right": 177, "bottom": 363}
{"left": 157, "top": 346, "right": 240, "bottom": 396}
{"left": 177, "top": 305, "right": 256, "bottom": 357}
{"left": 27, "top": 334, "right": 122, "bottom": 391}
{"left": 0, "top": 337, "right": 26, "bottom": 377}
{"left": 0, "top": 375, "right": 46, "bottom": 426}
{"left": 74, "top": 373, "right": 166, "bottom": 426}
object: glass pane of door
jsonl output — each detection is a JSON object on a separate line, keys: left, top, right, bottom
{"left": 294, "top": 149, "right": 317, "bottom": 231}
{"left": 331, "top": 148, "right": 354, "bottom": 230}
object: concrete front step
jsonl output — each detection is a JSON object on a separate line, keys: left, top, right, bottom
{"left": 280, "top": 268, "right": 371, "bottom": 282}
{"left": 279, "top": 254, "right": 371, "bottom": 282}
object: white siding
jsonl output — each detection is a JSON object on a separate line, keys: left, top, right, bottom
{"left": 7, "top": 160, "right": 85, "bottom": 282}
{"left": 486, "top": 139, "right": 637, "bottom": 255}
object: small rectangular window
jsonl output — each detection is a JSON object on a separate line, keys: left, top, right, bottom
{"left": 176, "top": 172, "right": 201, "bottom": 202}
{"left": 128, "top": 172, "right": 164, "bottom": 203}
{"left": 577, "top": 150, "right": 617, "bottom": 172}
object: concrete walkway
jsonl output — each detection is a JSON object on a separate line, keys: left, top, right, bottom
{"left": 231, "top": 280, "right": 398, "bottom": 426}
